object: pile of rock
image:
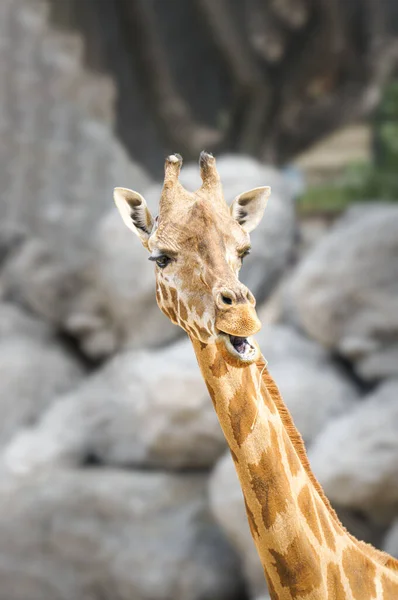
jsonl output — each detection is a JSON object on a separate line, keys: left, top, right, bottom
{"left": 1, "top": 3, "right": 398, "bottom": 599}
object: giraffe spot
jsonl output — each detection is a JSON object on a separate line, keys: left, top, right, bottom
{"left": 327, "top": 561, "right": 346, "bottom": 599}
{"left": 381, "top": 573, "right": 398, "bottom": 598}
{"left": 247, "top": 426, "right": 290, "bottom": 529}
{"left": 228, "top": 368, "right": 257, "bottom": 447}
{"left": 297, "top": 485, "right": 323, "bottom": 545}
{"left": 168, "top": 307, "right": 178, "bottom": 324}
{"left": 185, "top": 324, "right": 197, "bottom": 337}
{"left": 316, "top": 499, "right": 337, "bottom": 552}
{"left": 244, "top": 497, "right": 259, "bottom": 539}
{"left": 342, "top": 545, "right": 376, "bottom": 600}
{"left": 178, "top": 298, "right": 188, "bottom": 322}
{"left": 196, "top": 325, "right": 211, "bottom": 342}
{"left": 198, "top": 340, "right": 207, "bottom": 351}
{"left": 169, "top": 287, "right": 178, "bottom": 306}
{"left": 230, "top": 448, "right": 239, "bottom": 466}
{"left": 264, "top": 567, "right": 280, "bottom": 600}
{"left": 156, "top": 289, "right": 162, "bottom": 305}
{"left": 205, "top": 381, "right": 217, "bottom": 408}
{"left": 282, "top": 430, "right": 301, "bottom": 477}
{"left": 159, "top": 282, "right": 169, "bottom": 301}
{"left": 209, "top": 352, "right": 229, "bottom": 378}
{"left": 269, "top": 534, "right": 322, "bottom": 599}
{"left": 188, "top": 296, "right": 205, "bottom": 318}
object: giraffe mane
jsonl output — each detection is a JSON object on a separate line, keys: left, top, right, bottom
{"left": 257, "top": 359, "right": 398, "bottom": 572}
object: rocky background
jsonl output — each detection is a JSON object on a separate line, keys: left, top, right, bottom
{"left": 0, "top": 1, "right": 398, "bottom": 600}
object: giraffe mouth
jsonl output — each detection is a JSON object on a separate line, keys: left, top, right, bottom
{"left": 219, "top": 333, "right": 258, "bottom": 362}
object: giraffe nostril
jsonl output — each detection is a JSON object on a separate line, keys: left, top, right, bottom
{"left": 221, "top": 295, "right": 233, "bottom": 306}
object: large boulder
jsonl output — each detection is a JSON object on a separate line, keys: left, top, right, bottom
{"left": 309, "top": 379, "right": 398, "bottom": 515}
{"left": 0, "top": 0, "right": 150, "bottom": 265}
{"left": 0, "top": 301, "right": 53, "bottom": 341}
{"left": 63, "top": 207, "right": 180, "bottom": 358}
{"left": 0, "top": 303, "right": 83, "bottom": 448}
{"left": 0, "top": 469, "right": 244, "bottom": 600}
{"left": 255, "top": 324, "right": 360, "bottom": 443}
{"left": 4, "top": 340, "right": 224, "bottom": 473}
{"left": 0, "top": 237, "right": 83, "bottom": 328}
{"left": 285, "top": 204, "right": 398, "bottom": 381}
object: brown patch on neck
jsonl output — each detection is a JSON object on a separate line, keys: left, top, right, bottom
{"left": 269, "top": 534, "right": 322, "bottom": 599}
{"left": 209, "top": 352, "right": 229, "bottom": 378}
{"left": 264, "top": 567, "right": 280, "bottom": 600}
{"left": 297, "top": 485, "right": 323, "bottom": 545}
{"left": 382, "top": 573, "right": 398, "bottom": 597}
{"left": 247, "top": 425, "right": 290, "bottom": 530}
{"left": 282, "top": 429, "right": 301, "bottom": 477}
{"left": 244, "top": 497, "right": 259, "bottom": 539}
{"left": 259, "top": 366, "right": 345, "bottom": 531}
{"left": 205, "top": 381, "right": 217, "bottom": 409}
{"left": 229, "top": 448, "right": 239, "bottom": 466}
{"left": 327, "top": 562, "right": 346, "bottom": 599}
{"left": 228, "top": 368, "right": 257, "bottom": 447}
{"left": 316, "top": 498, "right": 337, "bottom": 552}
{"left": 342, "top": 546, "right": 376, "bottom": 600}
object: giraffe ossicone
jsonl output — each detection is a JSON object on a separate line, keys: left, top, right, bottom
{"left": 114, "top": 153, "right": 398, "bottom": 599}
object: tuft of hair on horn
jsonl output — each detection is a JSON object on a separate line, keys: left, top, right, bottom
{"left": 199, "top": 150, "right": 220, "bottom": 187}
{"left": 163, "top": 153, "right": 183, "bottom": 188}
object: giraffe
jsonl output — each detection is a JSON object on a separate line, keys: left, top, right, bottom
{"left": 113, "top": 152, "right": 398, "bottom": 599}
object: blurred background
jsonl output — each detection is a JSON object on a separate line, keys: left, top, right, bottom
{"left": 1, "top": 0, "right": 398, "bottom": 599}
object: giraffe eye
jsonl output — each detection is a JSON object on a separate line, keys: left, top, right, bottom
{"left": 149, "top": 255, "right": 172, "bottom": 269}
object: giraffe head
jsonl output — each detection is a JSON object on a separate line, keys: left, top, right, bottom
{"left": 114, "top": 152, "right": 270, "bottom": 364}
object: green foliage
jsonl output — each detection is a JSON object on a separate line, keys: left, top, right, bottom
{"left": 298, "top": 81, "right": 398, "bottom": 215}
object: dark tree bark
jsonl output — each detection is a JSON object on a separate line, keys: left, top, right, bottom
{"left": 49, "top": 0, "right": 398, "bottom": 177}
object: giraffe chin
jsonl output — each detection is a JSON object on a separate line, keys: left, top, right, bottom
{"left": 217, "top": 332, "right": 260, "bottom": 365}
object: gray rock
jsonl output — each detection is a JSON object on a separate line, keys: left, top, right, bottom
{"left": 309, "top": 379, "right": 398, "bottom": 514}
{"left": 285, "top": 204, "right": 398, "bottom": 381}
{"left": 0, "top": 334, "right": 83, "bottom": 448}
{"left": 4, "top": 340, "right": 224, "bottom": 473}
{"left": 384, "top": 521, "right": 398, "bottom": 558}
{"left": 0, "top": 468, "right": 243, "bottom": 600}
{"left": 255, "top": 324, "right": 360, "bottom": 443}
{"left": 0, "top": 0, "right": 150, "bottom": 265}
{"left": 0, "top": 238, "right": 82, "bottom": 327}
{"left": 62, "top": 207, "right": 179, "bottom": 358}
{"left": 209, "top": 451, "right": 267, "bottom": 600}
{"left": 0, "top": 301, "right": 52, "bottom": 340}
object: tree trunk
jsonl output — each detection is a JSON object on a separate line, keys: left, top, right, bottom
{"left": 49, "top": 0, "right": 398, "bottom": 177}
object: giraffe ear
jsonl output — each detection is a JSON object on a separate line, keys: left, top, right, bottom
{"left": 230, "top": 186, "right": 271, "bottom": 233}
{"left": 113, "top": 187, "right": 155, "bottom": 246}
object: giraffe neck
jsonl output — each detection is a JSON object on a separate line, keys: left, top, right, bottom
{"left": 191, "top": 338, "right": 398, "bottom": 599}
